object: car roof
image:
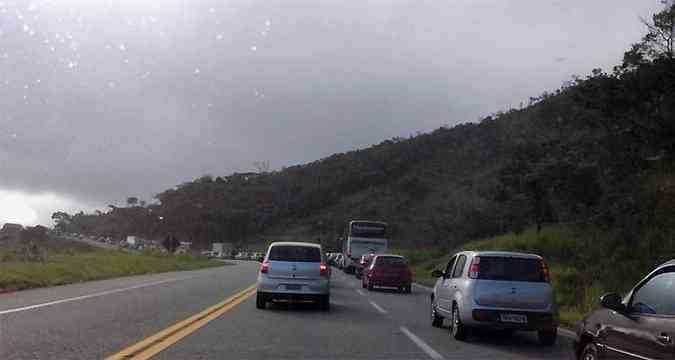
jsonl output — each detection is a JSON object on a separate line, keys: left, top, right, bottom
{"left": 462, "top": 250, "right": 542, "bottom": 259}
{"left": 627, "top": 259, "right": 675, "bottom": 290}
{"left": 350, "top": 220, "right": 388, "bottom": 225}
{"left": 659, "top": 259, "right": 675, "bottom": 268}
{"left": 268, "top": 241, "right": 321, "bottom": 248}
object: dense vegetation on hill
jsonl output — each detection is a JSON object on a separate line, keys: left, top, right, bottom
{"left": 55, "top": 5, "right": 675, "bottom": 263}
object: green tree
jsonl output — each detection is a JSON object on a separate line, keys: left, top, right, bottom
{"left": 51, "top": 211, "right": 71, "bottom": 232}
{"left": 163, "top": 234, "right": 180, "bottom": 253}
{"left": 126, "top": 197, "right": 139, "bottom": 207}
{"left": 622, "top": 2, "right": 675, "bottom": 69}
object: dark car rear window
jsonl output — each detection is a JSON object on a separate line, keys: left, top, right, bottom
{"left": 478, "top": 256, "right": 544, "bottom": 282}
{"left": 375, "top": 256, "right": 407, "bottom": 267}
{"left": 268, "top": 246, "right": 321, "bottom": 262}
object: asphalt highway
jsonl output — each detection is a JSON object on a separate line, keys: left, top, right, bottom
{"left": 0, "top": 261, "right": 574, "bottom": 359}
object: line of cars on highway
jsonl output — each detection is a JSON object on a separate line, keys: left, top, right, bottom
{"left": 252, "top": 221, "right": 675, "bottom": 359}
{"left": 202, "top": 250, "right": 264, "bottom": 260}
{"left": 329, "top": 251, "right": 414, "bottom": 293}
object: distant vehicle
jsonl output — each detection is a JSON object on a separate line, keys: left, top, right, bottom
{"left": 574, "top": 260, "right": 675, "bottom": 360}
{"left": 342, "top": 220, "right": 388, "bottom": 274}
{"left": 209, "top": 242, "right": 233, "bottom": 258}
{"left": 334, "top": 254, "right": 344, "bottom": 269}
{"left": 212, "top": 242, "right": 224, "bottom": 256}
{"left": 362, "top": 255, "right": 412, "bottom": 293}
{"left": 256, "top": 242, "right": 330, "bottom": 311}
{"left": 126, "top": 235, "right": 137, "bottom": 245}
{"left": 327, "top": 253, "right": 339, "bottom": 267}
{"left": 355, "top": 253, "right": 377, "bottom": 280}
{"left": 431, "top": 251, "right": 558, "bottom": 345}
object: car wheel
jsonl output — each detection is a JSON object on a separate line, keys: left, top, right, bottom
{"left": 405, "top": 285, "right": 412, "bottom": 294}
{"left": 580, "top": 342, "right": 599, "bottom": 360}
{"left": 362, "top": 280, "right": 367, "bottom": 289}
{"left": 431, "top": 298, "right": 443, "bottom": 327}
{"left": 367, "top": 283, "right": 373, "bottom": 291}
{"left": 538, "top": 328, "right": 557, "bottom": 346}
{"left": 451, "top": 305, "right": 467, "bottom": 341}
{"left": 319, "top": 295, "right": 330, "bottom": 312}
{"left": 255, "top": 292, "right": 266, "bottom": 310}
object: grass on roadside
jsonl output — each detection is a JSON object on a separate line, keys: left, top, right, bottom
{"left": 0, "top": 244, "right": 224, "bottom": 293}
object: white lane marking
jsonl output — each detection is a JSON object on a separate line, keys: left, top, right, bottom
{"left": 355, "top": 289, "right": 365, "bottom": 296}
{"left": 413, "top": 283, "right": 433, "bottom": 292}
{"left": 369, "top": 300, "right": 387, "bottom": 314}
{"left": 0, "top": 277, "right": 189, "bottom": 315}
{"left": 409, "top": 283, "right": 578, "bottom": 340}
{"left": 558, "top": 327, "right": 576, "bottom": 339}
{"left": 400, "top": 326, "right": 445, "bottom": 360}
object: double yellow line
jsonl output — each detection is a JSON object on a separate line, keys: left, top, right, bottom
{"left": 106, "top": 284, "right": 257, "bottom": 360}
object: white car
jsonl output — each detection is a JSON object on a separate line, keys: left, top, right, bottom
{"left": 256, "top": 242, "right": 330, "bottom": 311}
{"left": 431, "top": 251, "right": 558, "bottom": 345}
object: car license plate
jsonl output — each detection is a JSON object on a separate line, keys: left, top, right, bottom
{"left": 500, "top": 313, "right": 527, "bottom": 323}
{"left": 285, "top": 284, "right": 301, "bottom": 291}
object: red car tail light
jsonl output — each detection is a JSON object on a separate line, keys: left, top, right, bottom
{"left": 320, "top": 263, "right": 329, "bottom": 277}
{"left": 542, "top": 261, "right": 551, "bottom": 282}
{"left": 468, "top": 256, "right": 480, "bottom": 278}
{"left": 260, "top": 261, "right": 269, "bottom": 274}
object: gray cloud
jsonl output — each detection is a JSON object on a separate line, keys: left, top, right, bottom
{"left": 0, "top": 0, "right": 664, "bottom": 224}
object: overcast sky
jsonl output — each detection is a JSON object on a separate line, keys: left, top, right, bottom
{"left": 0, "top": 0, "right": 664, "bottom": 226}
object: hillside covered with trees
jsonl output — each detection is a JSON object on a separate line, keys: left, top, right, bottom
{"left": 55, "top": 4, "right": 675, "bottom": 256}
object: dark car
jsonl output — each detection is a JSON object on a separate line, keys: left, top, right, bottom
{"left": 362, "top": 255, "right": 412, "bottom": 293}
{"left": 355, "top": 253, "right": 376, "bottom": 280}
{"left": 574, "top": 260, "right": 675, "bottom": 360}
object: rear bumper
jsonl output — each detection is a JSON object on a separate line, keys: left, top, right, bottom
{"left": 257, "top": 275, "right": 329, "bottom": 295}
{"left": 466, "top": 309, "right": 558, "bottom": 331}
{"left": 261, "top": 292, "right": 327, "bottom": 302}
{"left": 368, "top": 277, "right": 411, "bottom": 288}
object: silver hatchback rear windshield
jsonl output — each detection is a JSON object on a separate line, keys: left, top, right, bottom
{"left": 269, "top": 246, "right": 321, "bottom": 262}
{"left": 478, "top": 256, "right": 544, "bottom": 282}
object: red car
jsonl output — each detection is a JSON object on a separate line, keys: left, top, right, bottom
{"left": 362, "top": 255, "right": 412, "bottom": 293}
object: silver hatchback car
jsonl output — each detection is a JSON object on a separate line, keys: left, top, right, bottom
{"left": 430, "top": 251, "right": 558, "bottom": 345}
{"left": 256, "top": 242, "right": 330, "bottom": 311}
